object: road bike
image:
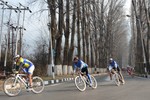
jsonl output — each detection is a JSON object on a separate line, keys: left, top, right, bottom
{"left": 3, "top": 72, "right": 44, "bottom": 97}
{"left": 74, "top": 71, "right": 97, "bottom": 92}
{"left": 111, "top": 69, "right": 125, "bottom": 86}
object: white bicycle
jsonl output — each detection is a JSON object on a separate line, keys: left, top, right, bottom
{"left": 3, "top": 72, "right": 44, "bottom": 97}
{"left": 74, "top": 71, "right": 97, "bottom": 92}
{"left": 111, "top": 70, "right": 125, "bottom": 86}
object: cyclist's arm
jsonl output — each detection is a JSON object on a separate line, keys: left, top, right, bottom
{"left": 73, "top": 64, "right": 77, "bottom": 74}
{"left": 114, "top": 61, "right": 118, "bottom": 68}
{"left": 80, "top": 63, "right": 84, "bottom": 69}
{"left": 17, "top": 62, "right": 24, "bottom": 73}
{"left": 108, "top": 65, "right": 112, "bottom": 72}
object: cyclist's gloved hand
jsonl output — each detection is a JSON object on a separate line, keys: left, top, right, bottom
{"left": 12, "top": 69, "right": 18, "bottom": 74}
{"left": 15, "top": 71, "right": 19, "bottom": 74}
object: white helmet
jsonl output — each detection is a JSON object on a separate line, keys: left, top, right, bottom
{"left": 14, "top": 55, "right": 20, "bottom": 59}
{"left": 109, "top": 58, "right": 113, "bottom": 61}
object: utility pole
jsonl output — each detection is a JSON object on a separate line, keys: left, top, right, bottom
{"left": 0, "top": 0, "right": 31, "bottom": 75}
{"left": 14, "top": 3, "right": 31, "bottom": 56}
{"left": 4, "top": 6, "right": 12, "bottom": 76}
{"left": 19, "top": 3, "right": 31, "bottom": 55}
{"left": 10, "top": 24, "right": 17, "bottom": 59}
{"left": 18, "top": 26, "right": 26, "bottom": 55}
{"left": 0, "top": 0, "right": 17, "bottom": 75}
{"left": 0, "top": 2, "right": 5, "bottom": 62}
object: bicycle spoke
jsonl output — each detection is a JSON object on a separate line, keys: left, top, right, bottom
{"left": 3, "top": 77, "right": 21, "bottom": 97}
{"left": 32, "top": 76, "right": 44, "bottom": 94}
{"left": 90, "top": 75, "right": 97, "bottom": 89}
{"left": 75, "top": 76, "right": 86, "bottom": 91}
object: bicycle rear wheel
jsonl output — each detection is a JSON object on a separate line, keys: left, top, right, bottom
{"left": 90, "top": 75, "right": 97, "bottom": 89}
{"left": 32, "top": 76, "right": 44, "bottom": 94}
{"left": 3, "top": 77, "right": 21, "bottom": 97}
{"left": 75, "top": 76, "right": 86, "bottom": 92}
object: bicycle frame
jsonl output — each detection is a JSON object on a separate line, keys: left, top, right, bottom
{"left": 12, "top": 74, "right": 28, "bottom": 88}
{"left": 78, "top": 72, "right": 90, "bottom": 85}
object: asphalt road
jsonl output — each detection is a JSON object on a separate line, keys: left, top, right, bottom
{"left": 0, "top": 74, "right": 150, "bottom": 100}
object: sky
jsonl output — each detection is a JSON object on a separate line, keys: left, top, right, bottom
{"left": 124, "top": 0, "right": 132, "bottom": 41}
{"left": 1, "top": 0, "right": 49, "bottom": 55}
{"left": 1, "top": 0, "right": 131, "bottom": 55}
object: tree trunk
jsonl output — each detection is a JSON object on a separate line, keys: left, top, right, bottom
{"left": 47, "top": 0, "right": 57, "bottom": 64}
{"left": 63, "top": 0, "right": 70, "bottom": 65}
{"left": 77, "top": 0, "right": 81, "bottom": 58}
{"left": 143, "top": 0, "right": 150, "bottom": 72}
{"left": 55, "top": 0, "right": 63, "bottom": 64}
{"left": 132, "top": 0, "right": 144, "bottom": 73}
{"left": 81, "top": 0, "right": 86, "bottom": 61}
{"left": 68, "top": 0, "right": 76, "bottom": 65}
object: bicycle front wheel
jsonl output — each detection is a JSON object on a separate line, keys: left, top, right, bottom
{"left": 113, "top": 73, "right": 120, "bottom": 86}
{"left": 90, "top": 75, "right": 97, "bottom": 89}
{"left": 32, "top": 76, "right": 44, "bottom": 94}
{"left": 3, "top": 77, "right": 21, "bottom": 97}
{"left": 75, "top": 76, "right": 86, "bottom": 92}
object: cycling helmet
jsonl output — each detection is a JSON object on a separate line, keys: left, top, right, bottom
{"left": 14, "top": 55, "right": 20, "bottom": 59}
{"left": 109, "top": 58, "right": 113, "bottom": 61}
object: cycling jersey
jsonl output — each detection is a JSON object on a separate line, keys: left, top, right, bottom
{"left": 110, "top": 60, "right": 118, "bottom": 68}
{"left": 73, "top": 59, "right": 88, "bottom": 70}
{"left": 73, "top": 59, "right": 92, "bottom": 84}
{"left": 108, "top": 60, "right": 118, "bottom": 71}
{"left": 16, "top": 57, "right": 33, "bottom": 68}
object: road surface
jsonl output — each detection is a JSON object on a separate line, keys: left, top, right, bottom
{"left": 0, "top": 74, "right": 150, "bottom": 100}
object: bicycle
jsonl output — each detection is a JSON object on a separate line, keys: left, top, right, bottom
{"left": 3, "top": 71, "right": 44, "bottom": 97}
{"left": 111, "top": 69, "right": 125, "bottom": 86}
{"left": 74, "top": 71, "right": 97, "bottom": 92}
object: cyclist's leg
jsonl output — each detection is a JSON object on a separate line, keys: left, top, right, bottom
{"left": 117, "top": 67, "right": 125, "bottom": 83}
{"left": 85, "top": 67, "right": 92, "bottom": 84}
{"left": 81, "top": 67, "right": 92, "bottom": 83}
{"left": 109, "top": 71, "right": 112, "bottom": 80}
{"left": 27, "top": 65, "right": 35, "bottom": 87}
{"left": 110, "top": 68, "right": 116, "bottom": 80}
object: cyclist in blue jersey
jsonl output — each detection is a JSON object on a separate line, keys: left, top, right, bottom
{"left": 73, "top": 56, "right": 92, "bottom": 86}
{"left": 13, "top": 55, "right": 35, "bottom": 89}
{"left": 108, "top": 58, "right": 125, "bottom": 83}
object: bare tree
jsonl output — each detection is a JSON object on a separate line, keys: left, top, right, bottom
{"left": 54, "top": 0, "right": 64, "bottom": 64}
{"left": 63, "top": 0, "right": 70, "bottom": 66}
{"left": 68, "top": 0, "right": 76, "bottom": 65}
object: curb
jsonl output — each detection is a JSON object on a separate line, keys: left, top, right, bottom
{"left": 44, "top": 77, "right": 74, "bottom": 85}
{"left": 43, "top": 73, "right": 107, "bottom": 86}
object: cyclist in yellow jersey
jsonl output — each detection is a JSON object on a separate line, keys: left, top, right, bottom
{"left": 14, "top": 55, "right": 35, "bottom": 89}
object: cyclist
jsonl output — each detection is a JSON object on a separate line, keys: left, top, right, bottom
{"left": 13, "top": 55, "right": 35, "bottom": 89}
{"left": 73, "top": 56, "right": 92, "bottom": 86}
{"left": 108, "top": 58, "right": 125, "bottom": 84}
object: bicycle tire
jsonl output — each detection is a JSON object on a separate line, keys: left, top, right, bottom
{"left": 113, "top": 73, "right": 120, "bottom": 86}
{"left": 90, "top": 75, "right": 97, "bottom": 89}
{"left": 31, "top": 76, "right": 44, "bottom": 94}
{"left": 3, "top": 77, "right": 21, "bottom": 97}
{"left": 75, "top": 76, "right": 86, "bottom": 92}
